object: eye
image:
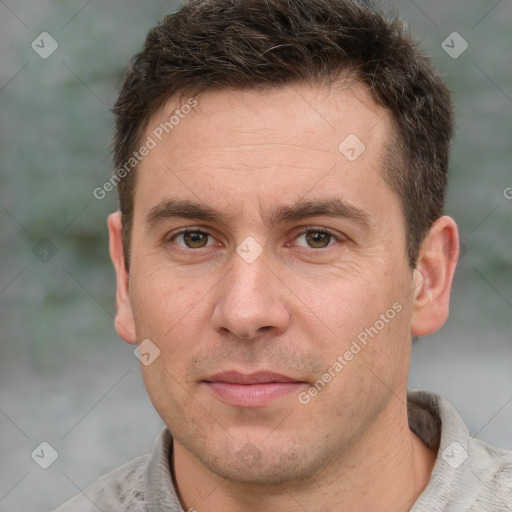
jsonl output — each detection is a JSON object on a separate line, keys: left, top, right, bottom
{"left": 292, "top": 228, "right": 343, "bottom": 249}
{"left": 167, "top": 228, "right": 216, "bottom": 249}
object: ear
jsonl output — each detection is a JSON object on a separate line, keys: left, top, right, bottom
{"left": 410, "top": 216, "right": 459, "bottom": 337}
{"left": 108, "top": 211, "right": 137, "bottom": 344}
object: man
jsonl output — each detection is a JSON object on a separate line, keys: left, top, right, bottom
{"left": 54, "top": 0, "right": 512, "bottom": 510}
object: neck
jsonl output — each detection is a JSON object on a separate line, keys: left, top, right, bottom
{"left": 171, "top": 398, "right": 437, "bottom": 512}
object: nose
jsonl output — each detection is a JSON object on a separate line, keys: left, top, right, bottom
{"left": 211, "top": 248, "right": 291, "bottom": 341}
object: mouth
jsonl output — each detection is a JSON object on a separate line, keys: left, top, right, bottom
{"left": 203, "top": 371, "right": 307, "bottom": 408}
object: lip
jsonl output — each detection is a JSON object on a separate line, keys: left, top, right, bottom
{"left": 203, "top": 371, "right": 306, "bottom": 407}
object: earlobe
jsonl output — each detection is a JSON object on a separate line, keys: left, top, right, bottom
{"left": 108, "top": 212, "right": 138, "bottom": 345}
{"left": 410, "top": 216, "right": 459, "bottom": 337}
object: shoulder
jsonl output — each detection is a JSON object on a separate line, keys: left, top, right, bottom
{"left": 466, "top": 435, "right": 512, "bottom": 506}
{"left": 408, "top": 389, "right": 512, "bottom": 510}
{"left": 52, "top": 454, "right": 150, "bottom": 512}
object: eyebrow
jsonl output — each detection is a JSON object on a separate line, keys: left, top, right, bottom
{"left": 144, "top": 197, "right": 372, "bottom": 231}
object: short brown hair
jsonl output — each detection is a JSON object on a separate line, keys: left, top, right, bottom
{"left": 112, "top": 0, "right": 454, "bottom": 269}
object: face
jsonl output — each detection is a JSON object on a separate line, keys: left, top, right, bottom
{"left": 110, "top": 83, "right": 451, "bottom": 484}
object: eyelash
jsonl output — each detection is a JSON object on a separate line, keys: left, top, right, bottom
{"left": 165, "top": 226, "right": 345, "bottom": 251}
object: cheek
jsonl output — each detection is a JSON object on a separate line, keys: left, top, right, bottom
{"left": 309, "top": 278, "right": 388, "bottom": 340}
{"left": 307, "top": 276, "right": 411, "bottom": 382}
{"left": 133, "top": 276, "right": 203, "bottom": 418}
{"left": 131, "top": 267, "right": 205, "bottom": 338}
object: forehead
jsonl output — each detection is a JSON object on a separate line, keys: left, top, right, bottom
{"left": 147, "top": 82, "right": 390, "bottom": 154}
{"left": 133, "top": 83, "right": 396, "bottom": 222}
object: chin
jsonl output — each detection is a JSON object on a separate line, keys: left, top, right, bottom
{"left": 193, "top": 438, "right": 327, "bottom": 486}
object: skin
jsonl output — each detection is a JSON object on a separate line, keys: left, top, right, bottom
{"left": 108, "top": 82, "right": 459, "bottom": 512}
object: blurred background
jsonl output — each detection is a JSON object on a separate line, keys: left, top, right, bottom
{"left": 0, "top": 0, "right": 510, "bottom": 510}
